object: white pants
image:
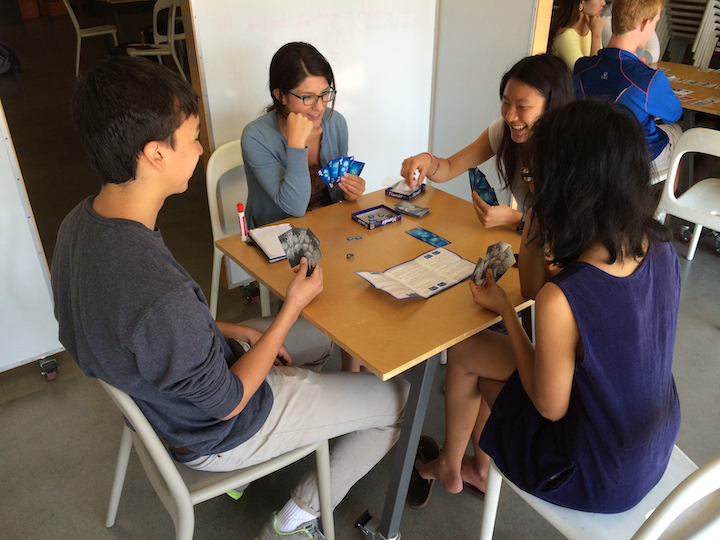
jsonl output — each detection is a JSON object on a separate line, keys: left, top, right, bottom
{"left": 653, "top": 122, "right": 683, "bottom": 172}
{"left": 186, "top": 317, "right": 409, "bottom": 515}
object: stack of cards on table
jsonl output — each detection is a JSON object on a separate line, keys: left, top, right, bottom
{"left": 473, "top": 241, "right": 515, "bottom": 286}
{"left": 278, "top": 227, "right": 322, "bottom": 276}
{"left": 394, "top": 200, "right": 429, "bottom": 218}
{"left": 469, "top": 167, "right": 499, "bottom": 206}
{"left": 317, "top": 156, "right": 365, "bottom": 188}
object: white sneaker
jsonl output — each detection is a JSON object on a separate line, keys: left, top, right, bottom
{"left": 255, "top": 511, "right": 326, "bottom": 540}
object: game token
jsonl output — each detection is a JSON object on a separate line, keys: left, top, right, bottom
{"left": 347, "top": 253, "right": 354, "bottom": 260}
{"left": 378, "top": 213, "right": 384, "bottom": 217}
{"left": 355, "top": 236, "right": 362, "bottom": 240}
{"left": 368, "top": 214, "right": 374, "bottom": 219}
{"left": 347, "top": 237, "right": 354, "bottom": 241}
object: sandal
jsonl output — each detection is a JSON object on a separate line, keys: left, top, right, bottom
{"left": 407, "top": 435, "right": 440, "bottom": 509}
{"left": 463, "top": 481, "right": 485, "bottom": 500}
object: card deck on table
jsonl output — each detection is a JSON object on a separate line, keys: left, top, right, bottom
{"left": 468, "top": 167, "right": 499, "bottom": 206}
{"left": 394, "top": 200, "right": 429, "bottom": 218}
{"left": 406, "top": 227, "right": 450, "bottom": 247}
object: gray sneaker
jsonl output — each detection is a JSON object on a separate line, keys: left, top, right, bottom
{"left": 255, "top": 511, "right": 326, "bottom": 540}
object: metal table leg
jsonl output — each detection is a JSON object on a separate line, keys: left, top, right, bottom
{"left": 376, "top": 353, "right": 439, "bottom": 539}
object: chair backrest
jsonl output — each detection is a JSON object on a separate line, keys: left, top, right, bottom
{"left": 98, "top": 379, "right": 192, "bottom": 521}
{"left": 632, "top": 454, "right": 720, "bottom": 540}
{"left": 205, "top": 139, "right": 247, "bottom": 244}
{"left": 61, "top": 0, "right": 81, "bottom": 34}
{"left": 151, "top": 0, "right": 177, "bottom": 46}
{"left": 659, "top": 127, "right": 720, "bottom": 232}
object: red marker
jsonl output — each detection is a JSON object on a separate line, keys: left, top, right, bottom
{"left": 237, "top": 202, "right": 248, "bottom": 242}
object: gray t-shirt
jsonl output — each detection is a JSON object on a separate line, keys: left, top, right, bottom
{"left": 488, "top": 117, "right": 531, "bottom": 212}
{"left": 51, "top": 197, "right": 271, "bottom": 460}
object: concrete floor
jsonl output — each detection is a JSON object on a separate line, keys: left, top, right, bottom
{"left": 1, "top": 10, "right": 719, "bottom": 540}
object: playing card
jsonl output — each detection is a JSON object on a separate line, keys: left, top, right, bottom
{"left": 328, "top": 157, "right": 341, "bottom": 180}
{"left": 347, "top": 160, "right": 365, "bottom": 175}
{"left": 338, "top": 156, "right": 353, "bottom": 177}
{"left": 472, "top": 241, "right": 515, "bottom": 286}
{"left": 692, "top": 100, "right": 712, "bottom": 107}
{"left": 406, "top": 227, "right": 450, "bottom": 247}
{"left": 278, "top": 227, "right": 322, "bottom": 276}
{"left": 468, "top": 167, "right": 499, "bottom": 206}
{"left": 394, "top": 200, "right": 429, "bottom": 218}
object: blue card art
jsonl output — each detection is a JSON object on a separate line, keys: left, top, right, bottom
{"left": 406, "top": 227, "right": 451, "bottom": 247}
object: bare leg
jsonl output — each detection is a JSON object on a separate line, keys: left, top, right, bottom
{"left": 461, "top": 397, "right": 491, "bottom": 493}
{"left": 417, "top": 330, "right": 515, "bottom": 494}
{"left": 340, "top": 348, "right": 368, "bottom": 372}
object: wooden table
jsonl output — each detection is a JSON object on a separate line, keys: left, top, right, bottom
{"left": 657, "top": 61, "right": 720, "bottom": 186}
{"left": 216, "top": 186, "right": 533, "bottom": 538}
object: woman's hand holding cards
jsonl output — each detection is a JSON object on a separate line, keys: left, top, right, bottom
{"left": 472, "top": 193, "right": 521, "bottom": 229}
{"left": 469, "top": 269, "right": 513, "bottom": 318}
{"left": 340, "top": 173, "right": 365, "bottom": 201}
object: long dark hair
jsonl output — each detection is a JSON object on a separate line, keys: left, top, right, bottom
{"left": 548, "top": 0, "right": 583, "bottom": 47}
{"left": 528, "top": 99, "right": 670, "bottom": 268}
{"left": 495, "top": 54, "right": 574, "bottom": 199}
{"left": 266, "top": 42, "right": 335, "bottom": 118}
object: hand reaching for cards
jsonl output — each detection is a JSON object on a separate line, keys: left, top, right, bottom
{"left": 285, "top": 257, "right": 324, "bottom": 312}
{"left": 472, "top": 192, "right": 519, "bottom": 229}
{"left": 285, "top": 112, "right": 315, "bottom": 149}
{"left": 340, "top": 173, "right": 365, "bottom": 201}
{"left": 400, "top": 153, "right": 433, "bottom": 189}
{"left": 469, "top": 269, "right": 513, "bottom": 317}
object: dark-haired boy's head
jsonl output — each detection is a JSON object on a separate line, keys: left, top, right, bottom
{"left": 72, "top": 56, "right": 199, "bottom": 185}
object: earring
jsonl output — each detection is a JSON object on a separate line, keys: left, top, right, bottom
{"left": 579, "top": 4, "right": 583, "bottom": 11}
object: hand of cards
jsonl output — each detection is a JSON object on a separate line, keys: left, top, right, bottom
{"left": 278, "top": 227, "right": 322, "bottom": 277}
{"left": 472, "top": 241, "right": 515, "bottom": 286}
{"left": 317, "top": 156, "right": 365, "bottom": 188}
{"left": 469, "top": 167, "right": 499, "bottom": 206}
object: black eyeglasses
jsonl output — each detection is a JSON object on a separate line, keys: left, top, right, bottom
{"left": 521, "top": 167, "right": 533, "bottom": 183}
{"left": 287, "top": 88, "right": 336, "bottom": 106}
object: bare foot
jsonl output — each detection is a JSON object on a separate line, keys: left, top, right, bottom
{"left": 416, "top": 456, "right": 464, "bottom": 494}
{"left": 460, "top": 454, "right": 488, "bottom": 494}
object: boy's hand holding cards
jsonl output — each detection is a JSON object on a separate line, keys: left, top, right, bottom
{"left": 469, "top": 167, "right": 499, "bottom": 206}
{"left": 317, "top": 156, "right": 365, "bottom": 188}
{"left": 278, "top": 227, "right": 322, "bottom": 277}
{"left": 473, "top": 241, "right": 515, "bottom": 286}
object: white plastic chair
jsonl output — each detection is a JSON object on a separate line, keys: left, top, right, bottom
{"left": 124, "top": 0, "right": 187, "bottom": 81}
{"left": 658, "top": 128, "right": 720, "bottom": 261}
{"left": 100, "top": 379, "right": 335, "bottom": 540}
{"left": 480, "top": 445, "right": 720, "bottom": 540}
{"left": 61, "top": 0, "right": 118, "bottom": 77}
{"left": 206, "top": 139, "right": 271, "bottom": 319}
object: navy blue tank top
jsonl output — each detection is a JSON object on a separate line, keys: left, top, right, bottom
{"left": 480, "top": 241, "right": 681, "bottom": 513}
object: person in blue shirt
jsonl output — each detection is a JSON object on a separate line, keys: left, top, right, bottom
{"left": 573, "top": 0, "right": 682, "bottom": 173}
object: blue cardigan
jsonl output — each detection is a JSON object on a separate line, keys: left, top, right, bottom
{"left": 241, "top": 109, "right": 348, "bottom": 228}
{"left": 573, "top": 48, "right": 682, "bottom": 159}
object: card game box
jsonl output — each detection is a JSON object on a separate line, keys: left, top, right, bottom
{"left": 351, "top": 205, "right": 401, "bottom": 230}
{"left": 385, "top": 180, "right": 425, "bottom": 200}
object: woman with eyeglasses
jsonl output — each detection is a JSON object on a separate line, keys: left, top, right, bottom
{"left": 400, "top": 54, "right": 573, "bottom": 234}
{"left": 415, "top": 100, "right": 681, "bottom": 514}
{"left": 242, "top": 42, "right": 365, "bottom": 230}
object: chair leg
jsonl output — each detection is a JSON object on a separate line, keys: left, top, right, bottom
{"left": 170, "top": 49, "right": 187, "bottom": 81}
{"left": 106, "top": 425, "right": 133, "bottom": 527}
{"left": 686, "top": 223, "right": 703, "bottom": 261}
{"left": 315, "top": 440, "right": 335, "bottom": 540}
{"left": 75, "top": 37, "right": 81, "bottom": 77}
{"left": 259, "top": 284, "right": 271, "bottom": 317}
{"left": 210, "top": 249, "right": 223, "bottom": 320}
{"left": 479, "top": 461, "right": 503, "bottom": 540}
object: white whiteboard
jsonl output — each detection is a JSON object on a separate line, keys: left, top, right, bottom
{"left": 190, "top": 0, "right": 437, "bottom": 193}
{"left": 190, "top": 0, "right": 437, "bottom": 287}
{"left": 0, "top": 100, "right": 62, "bottom": 373}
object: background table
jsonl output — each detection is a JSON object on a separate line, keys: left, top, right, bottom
{"left": 216, "top": 186, "right": 533, "bottom": 538}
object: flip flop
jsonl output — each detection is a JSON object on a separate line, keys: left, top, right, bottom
{"left": 463, "top": 481, "right": 485, "bottom": 500}
{"left": 407, "top": 435, "right": 440, "bottom": 509}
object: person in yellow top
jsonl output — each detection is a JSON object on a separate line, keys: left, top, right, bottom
{"left": 549, "top": 0, "right": 607, "bottom": 71}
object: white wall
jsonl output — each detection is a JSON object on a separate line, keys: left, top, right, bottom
{"left": 430, "top": 0, "right": 539, "bottom": 204}
{"left": 190, "top": 0, "right": 437, "bottom": 194}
